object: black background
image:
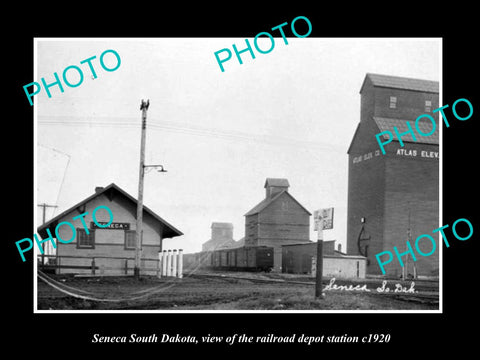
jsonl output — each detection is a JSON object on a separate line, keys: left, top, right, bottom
{"left": 6, "top": 3, "right": 477, "bottom": 355}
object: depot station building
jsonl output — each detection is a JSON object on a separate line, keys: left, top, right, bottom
{"left": 346, "top": 73, "right": 439, "bottom": 278}
{"left": 37, "top": 183, "right": 183, "bottom": 276}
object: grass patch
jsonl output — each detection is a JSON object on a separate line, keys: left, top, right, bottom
{"left": 37, "top": 274, "right": 438, "bottom": 311}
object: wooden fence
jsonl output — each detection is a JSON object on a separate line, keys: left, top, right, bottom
{"left": 37, "top": 254, "right": 161, "bottom": 276}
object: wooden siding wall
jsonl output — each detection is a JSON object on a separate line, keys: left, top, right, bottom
{"left": 247, "top": 192, "right": 310, "bottom": 271}
{"left": 347, "top": 79, "right": 439, "bottom": 277}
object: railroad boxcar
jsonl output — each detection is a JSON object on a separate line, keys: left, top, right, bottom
{"left": 254, "top": 246, "right": 274, "bottom": 271}
{"left": 204, "top": 246, "right": 273, "bottom": 272}
{"left": 226, "top": 249, "right": 237, "bottom": 268}
{"left": 211, "top": 250, "right": 220, "bottom": 267}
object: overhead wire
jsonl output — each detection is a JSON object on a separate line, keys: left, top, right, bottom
{"left": 38, "top": 117, "right": 345, "bottom": 152}
{"left": 37, "top": 240, "right": 235, "bottom": 306}
{"left": 37, "top": 244, "right": 220, "bottom": 303}
{"left": 38, "top": 270, "right": 180, "bottom": 303}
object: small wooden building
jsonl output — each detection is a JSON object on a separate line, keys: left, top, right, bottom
{"left": 37, "top": 183, "right": 183, "bottom": 275}
{"left": 282, "top": 241, "right": 367, "bottom": 279}
{"left": 244, "top": 178, "right": 311, "bottom": 272}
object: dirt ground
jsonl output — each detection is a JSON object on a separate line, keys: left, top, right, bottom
{"left": 37, "top": 271, "right": 439, "bottom": 311}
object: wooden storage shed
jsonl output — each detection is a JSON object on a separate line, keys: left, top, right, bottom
{"left": 282, "top": 241, "right": 367, "bottom": 279}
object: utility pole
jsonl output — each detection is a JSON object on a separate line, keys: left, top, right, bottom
{"left": 314, "top": 208, "right": 333, "bottom": 299}
{"left": 402, "top": 205, "right": 413, "bottom": 280}
{"left": 314, "top": 211, "right": 324, "bottom": 299}
{"left": 37, "top": 203, "right": 58, "bottom": 224}
{"left": 37, "top": 203, "right": 57, "bottom": 265}
{"left": 135, "top": 99, "right": 149, "bottom": 279}
{"left": 408, "top": 206, "right": 416, "bottom": 279}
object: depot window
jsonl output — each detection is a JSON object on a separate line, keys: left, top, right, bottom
{"left": 77, "top": 228, "right": 95, "bottom": 249}
{"left": 125, "top": 230, "right": 142, "bottom": 250}
{"left": 389, "top": 96, "right": 397, "bottom": 109}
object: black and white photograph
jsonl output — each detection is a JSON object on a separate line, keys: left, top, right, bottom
{"left": 33, "top": 37, "right": 441, "bottom": 312}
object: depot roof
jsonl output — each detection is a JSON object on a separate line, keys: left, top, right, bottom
{"left": 37, "top": 183, "right": 183, "bottom": 239}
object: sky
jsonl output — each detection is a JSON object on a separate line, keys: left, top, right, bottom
{"left": 35, "top": 37, "right": 440, "bottom": 254}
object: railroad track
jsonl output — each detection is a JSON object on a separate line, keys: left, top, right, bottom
{"left": 188, "top": 272, "right": 439, "bottom": 305}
